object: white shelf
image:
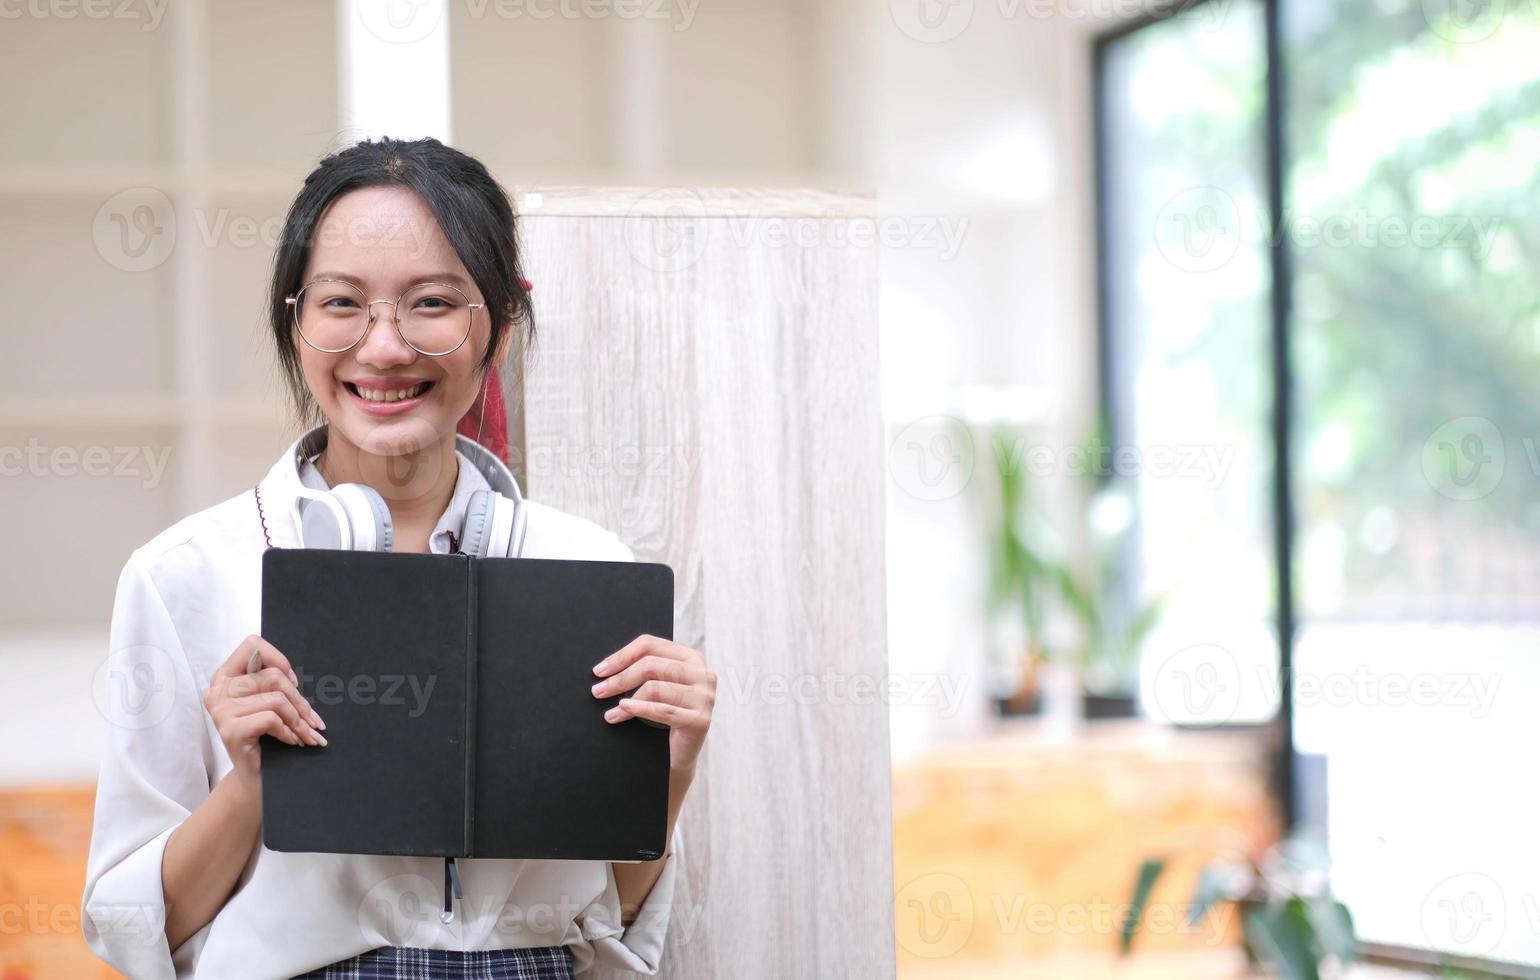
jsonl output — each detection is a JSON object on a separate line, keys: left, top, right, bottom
{"left": 0, "top": 166, "right": 306, "bottom": 201}
{"left": 0, "top": 396, "right": 280, "bottom": 429}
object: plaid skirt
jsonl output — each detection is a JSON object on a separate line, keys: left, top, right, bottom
{"left": 291, "top": 945, "right": 574, "bottom": 979}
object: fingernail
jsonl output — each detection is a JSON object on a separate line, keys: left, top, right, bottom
{"left": 592, "top": 660, "right": 609, "bottom": 676}
{"left": 314, "top": 731, "right": 328, "bottom": 747}
{"left": 312, "top": 712, "right": 326, "bottom": 730}
{"left": 605, "top": 707, "right": 620, "bottom": 720}
{"left": 591, "top": 681, "right": 607, "bottom": 696}
{"left": 289, "top": 669, "right": 298, "bottom": 684}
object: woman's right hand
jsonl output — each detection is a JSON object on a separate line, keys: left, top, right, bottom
{"left": 205, "top": 634, "right": 327, "bottom": 795}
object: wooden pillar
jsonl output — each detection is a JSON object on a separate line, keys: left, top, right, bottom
{"left": 513, "top": 187, "right": 894, "bottom": 978}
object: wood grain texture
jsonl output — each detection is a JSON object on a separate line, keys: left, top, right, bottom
{"left": 517, "top": 189, "right": 894, "bottom": 979}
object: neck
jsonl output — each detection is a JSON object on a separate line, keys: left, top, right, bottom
{"left": 315, "top": 426, "right": 459, "bottom": 541}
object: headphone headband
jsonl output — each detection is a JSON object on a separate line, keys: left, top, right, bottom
{"left": 282, "top": 423, "right": 528, "bottom": 557}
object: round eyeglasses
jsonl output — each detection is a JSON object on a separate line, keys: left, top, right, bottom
{"left": 286, "top": 278, "right": 484, "bottom": 357}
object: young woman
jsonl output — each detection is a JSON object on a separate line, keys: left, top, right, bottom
{"left": 81, "top": 138, "right": 714, "bottom": 979}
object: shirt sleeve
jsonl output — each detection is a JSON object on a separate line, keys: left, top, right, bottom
{"left": 80, "top": 553, "right": 213, "bottom": 980}
{"left": 569, "top": 822, "right": 686, "bottom": 976}
{"left": 608, "top": 533, "right": 636, "bottom": 563}
{"left": 568, "top": 531, "right": 686, "bottom": 975}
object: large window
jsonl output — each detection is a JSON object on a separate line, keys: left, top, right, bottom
{"left": 1098, "top": 0, "right": 1540, "bottom": 971}
{"left": 1097, "top": 0, "right": 1277, "bottom": 727}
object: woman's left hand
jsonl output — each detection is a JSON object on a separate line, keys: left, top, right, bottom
{"left": 592, "top": 634, "right": 715, "bottom": 773}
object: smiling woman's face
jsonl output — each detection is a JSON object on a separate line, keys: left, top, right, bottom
{"left": 295, "top": 184, "right": 508, "bottom": 459}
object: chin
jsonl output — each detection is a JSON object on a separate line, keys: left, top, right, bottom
{"left": 331, "top": 406, "right": 452, "bottom": 458}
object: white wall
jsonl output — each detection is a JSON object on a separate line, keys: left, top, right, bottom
{"left": 2, "top": 0, "right": 1126, "bottom": 783}
{"left": 869, "top": 3, "right": 1118, "bottom": 757}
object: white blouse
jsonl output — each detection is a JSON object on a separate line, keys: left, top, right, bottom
{"left": 80, "top": 432, "right": 684, "bottom": 979}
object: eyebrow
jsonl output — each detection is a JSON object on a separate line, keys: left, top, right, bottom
{"left": 309, "top": 271, "right": 473, "bottom": 289}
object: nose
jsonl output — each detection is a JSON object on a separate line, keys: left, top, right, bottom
{"left": 354, "top": 300, "right": 417, "bottom": 367}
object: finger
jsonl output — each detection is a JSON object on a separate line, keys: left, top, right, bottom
{"left": 229, "top": 691, "right": 325, "bottom": 746}
{"left": 224, "top": 668, "right": 325, "bottom": 729}
{"left": 596, "top": 655, "right": 703, "bottom": 696}
{"left": 217, "top": 634, "right": 298, "bottom": 686}
{"left": 230, "top": 709, "right": 303, "bottom": 747}
{"left": 626, "top": 679, "right": 706, "bottom": 712}
{"left": 246, "top": 636, "right": 298, "bottom": 685}
{"left": 607, "top": 697, "right": 701, "bottom": 729}
{"left": 593, "top": 635, "right": 690, "bottom": 677}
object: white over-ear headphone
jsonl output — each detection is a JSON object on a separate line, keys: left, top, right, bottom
{"left": 284, "top": 424, "right": 528, "bottom": 558}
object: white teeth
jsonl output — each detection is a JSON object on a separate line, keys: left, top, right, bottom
{"left": 354, "top": 382, "right": 427, "bottom": 403}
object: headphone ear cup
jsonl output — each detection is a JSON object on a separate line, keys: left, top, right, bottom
{"left": 297, "top": 494, "right": 351, "bottom": 550}
{"left": 332, "top": 483, "right": 394, "bottom": 552}
{"left": 460, "top": 489, "right": 495, "bottom": 558}
{"left": 484, "top": 492, "right": 517, "bottom": 559}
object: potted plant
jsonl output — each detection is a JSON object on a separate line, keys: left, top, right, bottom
{"left": 982, "top": 425, "right": 1163, "bottom": 720}
{"left": 1054, "top": 482, "right": 1164, "bottom": 718}
{"left": 1120, "top": 836, "right": 1356, "bottom": 979}
{"left": 982, "top": 422, "right": 1054, "bottom": 716}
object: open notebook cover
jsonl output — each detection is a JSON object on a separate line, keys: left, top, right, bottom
{"left": 259, "top": 547, "right": 673, "bottom": 861}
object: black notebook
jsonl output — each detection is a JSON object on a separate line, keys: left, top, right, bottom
{"left": 258, "top": 548, "right": 674, "bottom": 862}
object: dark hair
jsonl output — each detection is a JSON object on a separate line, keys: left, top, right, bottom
{"left": 267, "top": 136, "right": 535, "bottom": 428}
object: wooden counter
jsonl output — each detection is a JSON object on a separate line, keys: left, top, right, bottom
{"left": 892, "top": 719, "right": 1280, "bottom": 977}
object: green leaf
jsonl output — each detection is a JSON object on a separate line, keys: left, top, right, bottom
{"left": 1305, "top": 897, "right": 1356, "bottom": 965}
{"left": 1119, "top": 858, "right": 1167, "bottom": 956}
{"left": 1243, "top": 897, "right": 1320, "bottom": 980}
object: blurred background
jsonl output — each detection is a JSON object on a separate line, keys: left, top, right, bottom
{"left": 3, "top": 0, "right": 1539, "bottom": 976}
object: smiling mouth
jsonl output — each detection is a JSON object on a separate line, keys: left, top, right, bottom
{"left": 344, "top": 381, "right": 435, "bottom": 403}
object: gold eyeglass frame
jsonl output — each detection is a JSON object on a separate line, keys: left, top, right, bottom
{"left": 286, "top": 277, "right": 486, "bottom": 357}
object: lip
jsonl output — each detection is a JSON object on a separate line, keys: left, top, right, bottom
{"left": 342, "top": 378, "right": 434, "bottom": 416}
